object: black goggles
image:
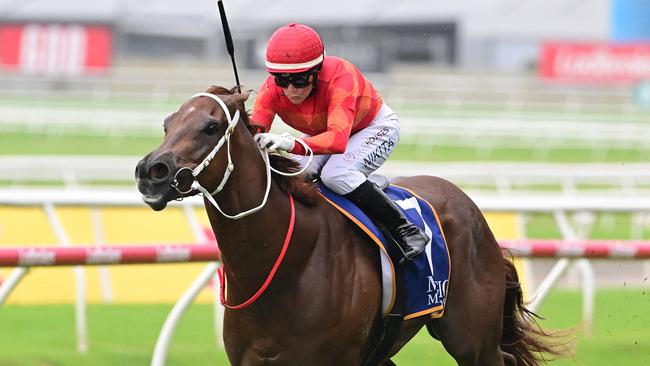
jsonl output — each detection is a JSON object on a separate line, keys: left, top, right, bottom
{"left": 273, "top": 70, "right": 317, "bottom": 89}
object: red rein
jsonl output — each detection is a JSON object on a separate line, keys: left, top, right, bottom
{"left": 218, "top": 195, "right": 296, "bottom": 310}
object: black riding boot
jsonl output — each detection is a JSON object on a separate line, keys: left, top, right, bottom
{"left": 344, "top": 180, "right": 428, "bottom": 262}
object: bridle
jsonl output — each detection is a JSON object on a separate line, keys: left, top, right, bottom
{"left": 171, "top": 92, "right": 312, "bottom": 220}
{"left": 170, "top": 92, "right": 312, "bottom": 310}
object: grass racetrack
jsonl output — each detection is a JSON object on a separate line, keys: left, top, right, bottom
{"left": 1, "top": 112, "right": 648, "bottom": 365}
{"left": 0, "top": 289, "right": 648, "bottom": 365}
{"left": 3, "top": 131, "right": 649, "bottom": 163}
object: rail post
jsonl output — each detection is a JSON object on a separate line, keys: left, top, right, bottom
{"left": 43, "top": 202, "right": 88, "bottom": 353}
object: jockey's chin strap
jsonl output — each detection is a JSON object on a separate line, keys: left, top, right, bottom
{"left": 172, "top": 92, "right": 313, "bottom": 220}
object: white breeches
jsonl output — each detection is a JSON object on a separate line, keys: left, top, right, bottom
{"left": 297, "top": 103, "right": 400, "bottom": 195}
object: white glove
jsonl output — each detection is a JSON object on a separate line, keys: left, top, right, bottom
{"left": 254, "top": 132, "right": 295, "bottom": 152}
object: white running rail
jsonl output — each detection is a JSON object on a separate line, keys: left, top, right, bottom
{"left": 0, "top": 189, "right": 649, "bottom": 362}
{"left": 2, "top": 156, "right": 650, "bottom": 195}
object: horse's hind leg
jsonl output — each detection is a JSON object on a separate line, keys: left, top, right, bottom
{"left": 393, "top": 176, "right": 513, "bottom": 365}
{"left": 432, "top": 319, "right": 505, "bottom": 365}
{"left": 426, "top": 239, "right": 508, "bottom": 366}
{"left": 429, "top": 284, "right": 507, "bottom": 366}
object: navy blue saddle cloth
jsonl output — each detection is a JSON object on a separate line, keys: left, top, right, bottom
{"left": 318, "top": 181, "right": 451, "bottom": 320}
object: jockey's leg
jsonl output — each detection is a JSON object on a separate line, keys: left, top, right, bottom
{"left": 344, "top": 180, "right": 428, "bottom": 262}
{"left": 319, "top": 104, "right": 428, "bottom": 262}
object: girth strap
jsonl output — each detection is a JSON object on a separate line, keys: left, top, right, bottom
{"left": 359, "top": 252, "right": 406, "bottom": 366}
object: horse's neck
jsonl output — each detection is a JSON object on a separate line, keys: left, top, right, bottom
{"left": 205, "top": 129, "right": 293, "bottom": 295}
{"left": 206, "top": 192, "right": 293, "bottom": 301}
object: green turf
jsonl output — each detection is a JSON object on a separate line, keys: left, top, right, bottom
{"left": 536, "top": 289, "right": 650, "bottom": 366}
{"left": 1, "top": 98, "right": 646, "bottom": 365}
{"left": 1, "top": 131, "right": 648, "bottom": 164}
{"left": 0, "top": 95, "right": 182, "bottom": 111}
{"left": 0, "top": 289, "right": 648, "bottom": 365}
{"left": 402, "top": 102, "right": 650, "bottom": 124}
{"left": 3, "top": 94, "right": 649, "bottom": 123}
{"left": 0, "top": 304, "right": 229, "bottom": 366}
{"left": 0, "top": 132, "right": 162, "bottom": 156}
{"left": 523, "top": 212, "right": 650, "bottom": 240}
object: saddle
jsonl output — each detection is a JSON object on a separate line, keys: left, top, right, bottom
{"left": 316, "top": 174, "right": 451, "bottom": 366}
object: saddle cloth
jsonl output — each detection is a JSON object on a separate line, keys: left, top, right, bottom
{"left": 318, "top": 183, "right": 451, "bottom": 320}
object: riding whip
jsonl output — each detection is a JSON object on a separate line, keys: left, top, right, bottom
{"left": 217, "top": 0, "right": 241, "bottom": 93}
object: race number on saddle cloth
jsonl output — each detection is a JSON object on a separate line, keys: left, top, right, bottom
{"left": 319, "top": 183, "right": 451, "bottom": 320}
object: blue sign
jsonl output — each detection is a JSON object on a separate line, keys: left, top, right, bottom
{"left": 612, "top": 0, "right": 650, "bottom": 41}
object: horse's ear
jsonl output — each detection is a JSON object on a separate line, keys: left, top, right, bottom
{"left": 230, "top": 89, "right": 252, "bottom": 107}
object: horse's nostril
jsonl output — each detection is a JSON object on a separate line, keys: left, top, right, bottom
{"left": 136, "top": 160, "right": 149, "bottom": 180}
{"left": 148, "top": 161, "right": 171, "bottom": 181}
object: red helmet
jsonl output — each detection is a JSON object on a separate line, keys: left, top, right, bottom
{"left": 265, "top": 23, "right": 325, "bottom": 74}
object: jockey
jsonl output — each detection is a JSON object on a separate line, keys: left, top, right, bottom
{"left": 251, "top": 23, "right": 428, "bottom": 261}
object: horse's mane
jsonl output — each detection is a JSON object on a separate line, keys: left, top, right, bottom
{"left": 205, "top": 85, "right": 319, "bottom": 206}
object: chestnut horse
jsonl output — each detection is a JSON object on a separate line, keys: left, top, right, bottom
{"left": 136, "top": 86, "right": 562, "bottom": 365}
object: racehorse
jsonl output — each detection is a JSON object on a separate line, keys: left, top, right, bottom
{"left": 136, "top": 86, "right": 564, "bottom": 365}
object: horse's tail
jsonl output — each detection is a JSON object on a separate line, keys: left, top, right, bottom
{"left": 500, "top": 256, "right": 572, "bottom": 366}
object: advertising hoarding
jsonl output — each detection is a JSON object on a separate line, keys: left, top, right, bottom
{"left": 540, "top": 42, "right": 650, "bottom": 83}
{"left": 0, "top": 24, "right": 112, "bottom": 76}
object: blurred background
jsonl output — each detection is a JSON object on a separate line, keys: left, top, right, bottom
{"left": 0, "top": 0, "right": 649, "bottom": 365}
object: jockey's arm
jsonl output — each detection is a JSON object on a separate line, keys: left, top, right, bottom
{"left": 250, "top": 84, "right": 276, "bottom": 133}
{"left": 292, "top": 80, "right": 357, "bottom": 155}
{"left": 291, "top": 122, "right": 352, "bottom": 155}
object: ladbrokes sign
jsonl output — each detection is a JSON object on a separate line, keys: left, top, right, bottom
{"left": 540, "top": 42, "right": 650, "bottom": 83}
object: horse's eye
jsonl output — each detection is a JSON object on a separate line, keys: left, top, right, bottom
{"left": 203, "top": 123, "right": 219, "bottom": 137}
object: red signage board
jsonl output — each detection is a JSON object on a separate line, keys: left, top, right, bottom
{"left": 0, "top": 24, "right": 112, "bottom": 76}
{"left": 540, "top": 42, "right": 650, "bottom": 83}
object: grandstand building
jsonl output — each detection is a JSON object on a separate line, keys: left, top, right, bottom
{"left": 0, "top": 0, "right": 623, "bottom": 72}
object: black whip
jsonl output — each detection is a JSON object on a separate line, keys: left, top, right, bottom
{"left": 217, "top": 0, "right": 241, "bottom": 93}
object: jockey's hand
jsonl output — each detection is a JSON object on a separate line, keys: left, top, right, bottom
{"left": 254, "top": 132, "right": 295, "bottom": 152}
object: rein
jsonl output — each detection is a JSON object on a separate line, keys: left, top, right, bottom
{"left": 172, "top": 92, "right": 311, "bottom": 309}
{"left": 218, "top": 194, "right": 295, "bottom": 309}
